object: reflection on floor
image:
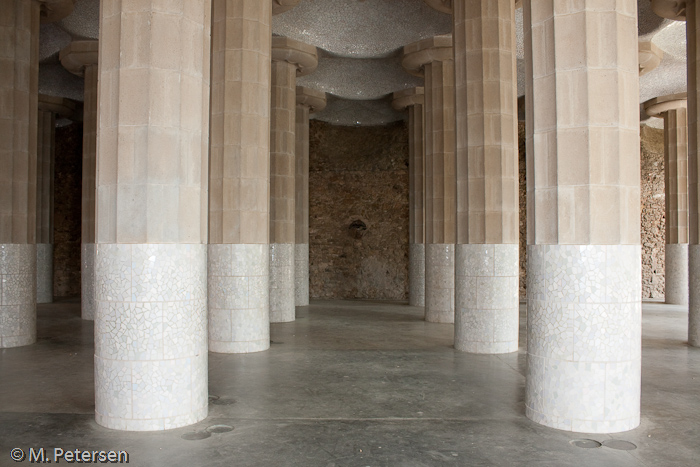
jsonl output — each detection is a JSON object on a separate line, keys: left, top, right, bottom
{"left": 0, "top": 298, "right": 698, "bottom": 466}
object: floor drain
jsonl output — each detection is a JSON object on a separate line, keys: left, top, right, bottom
{"left": 210, "top": 398, "right": 236, "bottom": 406}
{"left": 206, "top": 424, "right": 234, "bottom": 434}
{"left": 181, "top": 431, "right": 211, "bottom": 441}
{"left": 603, "top": 440, "right": 637, "bottom": 451}
{"left": 570, "top": 439, "right": 602, "bottom": 449}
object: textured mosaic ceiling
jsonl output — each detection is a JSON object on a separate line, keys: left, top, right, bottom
{"left": 40, "top": 0, "right": 689, "bottom": 126}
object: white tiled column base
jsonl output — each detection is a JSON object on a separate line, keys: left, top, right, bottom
{"left": 455, "top": 244, "right": 518, "bottom": 354}
{"left": 36, "top": 243, "right": 53, "bottom": 304}
{"left": 526, "top": 244, "right": 641, "bottom": 433}
{"left": 270, "top": 243, "right": 295, "bottom": 323}
{"left": 209, "top": 244, "right": 270, "bottom": 353}
{"left": 0, "top": 244, "right": 37, "bottom": 348}
{"left": 689, "top": 245, "right": 700, "bottom": 346}
{"left": 295, "top": 243, "right": 309, "bottom": 306}
{"left": 82, "top": 243, "right": 96, "bottom": 320}
{"left": 409, "top": 243, "right": 425, "bottom": 307}
{"left": 94, "top": 243, "right": 208, "bottom": 431}
{"left": 425, "top": 243, "right": 454, "bottom": 323}
{"left": 665, "top": 243, "right": 688, "bottom": 305}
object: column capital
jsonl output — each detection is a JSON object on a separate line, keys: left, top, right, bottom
{"left": 639, "top": 41, "right": 663, "bottom": 76}
{"left": 392, "top": 87, "right": 425, "bottom": 111}
{"left": 38, "top": 0, "right": 75, "bottom": 23}
{"left": 650, "top": 0, "right": 686, "bottom": 21}
{"left": 296, "top": 86, "right": 327, "bottom": 113}
{"left": 272, "top": 0, "right": 300, "bottom": 16}
{"left": 402, "top": 35, "right": 453, "bottom": 77}
{"left": 272, "top": 37, "right": 318, "bottom": 77}
{"left": 38, "top": 93, "right": 78, "bottom": 119}
{"left": 59, "top": 40, "right": 98, "bottom": 77}
{"left": 644, "top": 92, "right": 688, "bottom": 117}
{"left": 422, "top": 0, "right": 521, "bottom": 13}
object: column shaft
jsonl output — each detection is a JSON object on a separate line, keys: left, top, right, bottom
{"left": 453, "top": 0, "right": 519, "bottom": 354}
{"left": 409, "top": 103, "right": 426, "bottom": 307}
{"left": 294, "top": 103, "right": 310, "bottom": 306}
{"left": 94, "top": 0, "right": 211, "bottom": 430}
{"left": 36, "top": 109, "right": 54, "bottom": 303}
{"left": 208, "top": 0, "right": 271, "bottom": 354}
{"left": 687, "top": 0, "right": 700, "bottom": 345}
{"left": 82, "top": 63, "right": 97, "bottom": 319}
{"left": 0, "top": 0, "right": 39, "bottom": 348}
{"left": 525, "top": 1, "right": 642, "bottom": 432}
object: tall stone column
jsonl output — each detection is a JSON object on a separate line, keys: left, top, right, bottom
{"left": 60, "top": 40, "right": 98, "bottom": 320}
{"left": 295, "top": 86, "right": 326, "bottom": 307}
{"left": 94, "top": 0, "right": 211, "bottom": 430}
{"left": 524, "top": 2, "right": 641, "bottom": 433}
{"left": 269, "top": 37, "right": 317, "bottom": 323}
{"left": 403, "top": 36, "right": 455, "bottom": 323}
{"left": 35, "top": 105, "right": 54, "bottom": 304}
{"left": 0, "top": 0, "right": 40, "bottom": 348}
{"left": 392, "top": 87, "right": 426, "bottom": 307}
{"left": 688, "top": 0, "right": 700, "bottom": 346}
{"left": 208, "top": 0, "right": 272, "bottom": 354}
{"left": 645, "top": 94, "right": 689, "bottom": 306}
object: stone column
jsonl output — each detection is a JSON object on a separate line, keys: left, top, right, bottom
{"left": 403, "top": 36, "right": 455, "bottom": 323}
{"left": 208, "top": 0, "right": 272, "bottom": 354}
{"left": 295, "top": 86, "right": 326, "bottom": 307}
{"left": 0, "top": 0, "right": 40, "bottom": 348}
{"left": 688, "top": 0, "right": 700, "bottom": 346}
{"left": 35, "top": 106, "right": 54, "bottom": 304}
{"left": 524, "top": 2, "right": 641, "bottom": 433}
{"left": 59, "top": 40, "right": 98, "bottom": 320}
{"left": 645, "top": 94, "right": 689, "bottom": 306}
{"left": 392, "top": 87, "right": 426, "bottom": 307}
{"left": 94, "top": 0, "right": 211, "bottom": 430}
{"left": 269, "top": 37, "right": 317, "bottom": 323}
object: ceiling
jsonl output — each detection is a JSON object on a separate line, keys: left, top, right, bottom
{"left": 39, "top": 0, "right": 687, "bottom": 126}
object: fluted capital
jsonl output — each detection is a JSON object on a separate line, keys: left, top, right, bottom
{"left": 402, "top": 35, "right": 453, "bottom": 77}
{"left": 392, "top": 87, "right": 425, "bottom": 111}
{"left": 644, "top": 92, "right": 688, "bottom": 117}
{"left": 59, "top": 40, "right": 98, "bottom": 77}
{"left": 39, "top": 0, "right": 75, "bottom": 23}
{"left": 272, "top": 0, "right": 300, "bottom": 15}
{"left": 38, "top": 93, "right": 78, "bottom": 119}
{"left": 272, "top": 37, "right": 318, "bottom": 77}
{"left": 296, "top": 86, "right": 327, "bottom": 113}
{"left": 639, "top": 41, "right": 663, "bottom": 76}
{"left": 650, "top": 0, "right": 686, "bottom": 21}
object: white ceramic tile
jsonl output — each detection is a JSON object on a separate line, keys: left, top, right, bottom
{"left": 295, "top": 243, "right": 309, "bottom": 306}
{"left": 689, "top": 245, "right": 700, "bottom": 346}
{"left": 409, "top": 243, "right": 425, "bottom": 307}
{"left": 425, "top": 243, "right": 454, "bottom": 323}
{"left": 270, "top": 243, "right": 295, "bottom": 323}
{"left": 665, "top": 243, "right": 688, "bottom": 305}
{"left": 82, "top": 243, "right": 96, "bottom": 320}
{"left": 0, "top": 244, "right": 36, "bottom": 348}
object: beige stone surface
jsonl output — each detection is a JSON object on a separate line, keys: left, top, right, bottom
{"left": 59, "top": 40, "right": 98, "bottom": 77}
{"left": 209, "top": 0, "right": 271, "bottom": 245}
{"left": 0, "top": 0, "right": 40, "bottom": 244}
{"left": 81, "top": 64, "right": 97, "bottom": 244}
{"left": 651, "top": 0, "right": 687, "bottom": 20}
{"left": 272, "top": 0, "right": 300, "bottom": 16}
{"left": 36, "top": 109, "right": 54, "bottom": 244}
{"left": 639, "top": 41, "right": 663, "bottom": 77}
{"left": 96, "top": 0, "right": 211, "bottom": 244}
{"left": 38, "top": 0, "right": 75, "bottom": 23}
{"left": 525, "top": 1, "right": 640, "bottom": 246}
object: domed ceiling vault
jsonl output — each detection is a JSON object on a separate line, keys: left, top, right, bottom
{"left": 39, "top": 0, "right": 688, "bottom": 126}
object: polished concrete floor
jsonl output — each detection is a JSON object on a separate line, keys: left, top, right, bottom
{"left": 0, "top": 298, "right": 699, "bottom": 466}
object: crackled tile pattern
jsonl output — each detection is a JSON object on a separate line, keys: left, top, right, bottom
{"left": 0, "top": 244, "right": 36, "bottom": 348}
{"left": 94, "top": 243, "right": 207, "bottom": 431}
{"left": 82, "top": 243, "right": 95, "bottom": 320}
{"left": 455, "top": 244, "right": 518, "bottom": 354}
{"left": 295, "top": 243, "right": 309, "bottom": 306}
{"left": 665, "top": 243, "right": 688, "bottom": 305}
{"left": 526, "top": 245, "right": 642, "bottom": 433}
{"left": 209, "top": 244, "right": 270, "bottom": 354}
{"left": 425, "top": 244, "right": 454, "bottom": 323}
{"left": 409, "top": 243, "right": 425, "bottom": 307}
{"left": 689, "top": 245, "right": 700, "bottom": 346}
{"left": 270, "top": 243, "right": 295, "bottom": 323}
{"left": 36, "top": 243, "right": 53, "bottom": 304}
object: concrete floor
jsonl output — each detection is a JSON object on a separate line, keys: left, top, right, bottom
{"left": 0, "top": 298, "right": 699, "bottom": 466}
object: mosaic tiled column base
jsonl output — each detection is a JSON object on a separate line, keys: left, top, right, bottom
{"left": 295, "top": 243, "right": 309, "bottom": 306}
{"left": 36, "top": 243, "right": 53, "bottom": 304}
{"left": 425, "top": 243, "right": 454, "bottom": 323}
{"left": 0, "top": 244, "right": 37, "bottom": 348}
{"left": 526, "top": 244, "right": 641, "bottom": 433}
{"left": 689, "top": 245, "right": 700, "bottom": 346}
{"left": 665, "top": 243, "right": 688, "bottom": 305}
{"left": 82, "top": 243, "right": 95, "bottom": 320}
{"left": 270, "top": 243, "right": 295, "bottom": 323}
{"left": 409, "top": 243, "right": 425, "bottom": 307}
{"left": 455, "top": 244, "right": 518, "bottom": 354}
{"left": 209, "top": 244, "right": 270, "bottom": 354}
{"left": 94, "top": 243, "right": 207, "bottom": 431}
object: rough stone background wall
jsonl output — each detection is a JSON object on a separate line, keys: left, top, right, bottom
{"left": 640, "top": 125, "right": 666, "bottom": 299}
{"left": 53, "top": 122, "right": 82, "bottom": 298}
{"left": 518, "top": 122, "right": 526, "bottom": 299}
{"left": 308, "top": 120, "right": 409, "bottom": 300}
